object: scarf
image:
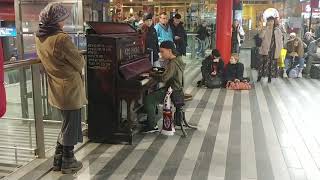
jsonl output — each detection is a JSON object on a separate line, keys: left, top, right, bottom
{"left": 36, "top": 24, "right": 62, "bottom": 37}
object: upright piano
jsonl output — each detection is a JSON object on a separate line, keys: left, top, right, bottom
{"left": 86, "top": 22, "right": 157, "bottom": 144}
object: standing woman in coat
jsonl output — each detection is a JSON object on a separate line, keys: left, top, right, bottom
{"left": 35, "top": 3, "right": 86, "bottom": 174}
{"left": 257, "top": 16, "right": 283, "bottom": 83}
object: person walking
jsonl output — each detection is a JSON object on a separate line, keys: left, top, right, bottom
{"left": 196, "top": 21, "right": 209, "bottom": 58}
{"left": 35, "top": 3, "right": 86, "bottom": 174}
{"left": 257, "top": 16, "right": 283, "bottom": 83}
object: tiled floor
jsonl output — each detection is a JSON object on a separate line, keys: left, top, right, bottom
{"left": 5, "top": 50, "right": 320, "bottom": 180}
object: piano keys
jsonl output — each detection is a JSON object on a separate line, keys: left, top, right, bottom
{"left": 86, "top": 22, "right": 156, "bottom": 144}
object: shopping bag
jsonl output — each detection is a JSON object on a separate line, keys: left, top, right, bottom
{"left": 278, "top": 48, "right": 287, "bottom": 68}
{"left": 161, "top": 87, "right": 175, "bottom": 136}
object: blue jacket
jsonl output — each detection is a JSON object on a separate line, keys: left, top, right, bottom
{"left": 154, "top": 23, "right": 174, "bottom": 44}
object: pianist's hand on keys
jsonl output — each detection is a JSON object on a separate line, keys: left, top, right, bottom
{"left": 140, "top": 73, "right": 150, "bottom": 78}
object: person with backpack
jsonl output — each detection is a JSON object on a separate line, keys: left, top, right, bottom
{"left": 284, "top": 37, "right": 305, "bottom": 78}
{"left": 197, "top": 49, "right": 224, "bottom": 88}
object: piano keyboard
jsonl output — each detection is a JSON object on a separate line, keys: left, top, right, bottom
{"left": 140, "top": 78, "right": 150, "bottom": 86}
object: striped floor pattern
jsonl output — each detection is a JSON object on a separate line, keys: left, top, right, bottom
{"left": 7, "top": 73, "right": 320, "bottom": 180}
{"left": 0, "top": 121, "right": 61, "bottom": 179}
{"left": 5, "top": 50, "right": 320, "bottom": 180}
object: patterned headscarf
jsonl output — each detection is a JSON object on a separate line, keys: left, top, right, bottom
{"left": 39, "top": 3, "right": 69, "bottom": 25}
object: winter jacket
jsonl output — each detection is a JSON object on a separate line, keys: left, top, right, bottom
{"left": 154, "top": 23, "right": 174, "bottom": 44}
{"left": 35, "top": 32, "right": 87, "bottom": 110}
{"left": 171, "top": 22, "right": 187, "bottom": 55}
{"left": 303, "top": 37, "right": 315, "bottom": 52}
{"left": 197, "top": 25, "right": 209, "bottom": 41}
{"left": 225, "top": 62, "right": 244, "bottom": 82}
{"left": 143, "top": 25, "right": 160, "bottom": 62}
{"left": 307, "top": 39, "right": 320, "bottom": 59}
{"left": 151, "top": 56, "right": 186, "bottom": 91}
{"left": 259, "top": 27, "right": 283, "bottom": 59}
{"left": 201, "top": 56, "right": 224, "bottom": 80}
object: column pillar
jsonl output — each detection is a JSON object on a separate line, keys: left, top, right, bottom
{"left": 216, "top": 0, "right": 233, "bottom": 65}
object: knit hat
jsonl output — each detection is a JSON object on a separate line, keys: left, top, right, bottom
{"left": 160, "top": 41, "right": 179, "bottom": 55}
{"left": 39, "top": 3, "right": 70, "bottom": 25}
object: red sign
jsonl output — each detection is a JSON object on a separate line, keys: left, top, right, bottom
{"left": 311, "top": 0, "right": 319, "bottom": 8}
{"left": 0, "top": 5, "right": 15, "bottom": 21}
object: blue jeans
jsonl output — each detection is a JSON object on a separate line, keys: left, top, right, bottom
{"left": 197, "top": 40, "right": 206, "bottom": 57}
{"left": 284, "top": 56, "right": 305, "bottom": 71}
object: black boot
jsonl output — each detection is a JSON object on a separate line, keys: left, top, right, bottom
{"left": 52, "top": 142, "right": 63, "bottom": 171}
{"left": 268, "top": 77, "right": 272, "bottom": 83}
{"left": 61, "top": 146, "right": 83, "bottom": 174}
{"left": 257, "top": 76, "right": 262, "bottom": 82}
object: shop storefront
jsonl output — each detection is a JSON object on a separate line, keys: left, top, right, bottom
{"left": 107, "top": 0, "right": 217, "bottom": 32}
{"left": 0, "top": 0, "right": 16, "bottom": 62}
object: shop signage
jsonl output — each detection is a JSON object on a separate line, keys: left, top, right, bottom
{"left": 311, "top": 0, "right": 319, "bottom": 8}
{"left": 0, "top": 27, "right": 16, "bottom": 37}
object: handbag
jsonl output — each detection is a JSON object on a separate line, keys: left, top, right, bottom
{"left": 205, "top": 75, "right": 222, "bottom": 89}
{"left": 226, "top": 81, "right": 251, "bottom": 90}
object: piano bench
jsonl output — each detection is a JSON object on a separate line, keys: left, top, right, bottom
{"left": 173, "top": 103, "right": 197, "bottom": 138}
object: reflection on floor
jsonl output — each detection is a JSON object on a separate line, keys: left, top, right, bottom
{"left": 5, "top": 50, "right": 320, "bottom": 180}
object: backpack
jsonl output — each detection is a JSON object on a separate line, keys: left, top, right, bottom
{"left": 287, "top": 67, "right": 299, "bottom": 78}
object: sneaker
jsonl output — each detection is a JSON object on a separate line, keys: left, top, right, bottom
{"left": 142, "top": 126, "right": 159, "bottom": 133}
{"left": 184, "top": 93, "right": 193, "bottom": 101}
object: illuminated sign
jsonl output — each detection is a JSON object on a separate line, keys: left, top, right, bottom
{"left": 0, "top": 27, "right": 16, "bottom": 37}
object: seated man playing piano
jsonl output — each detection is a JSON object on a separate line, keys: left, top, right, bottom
{"left": 142, "top": 41, "right": 186, "bottom": 133}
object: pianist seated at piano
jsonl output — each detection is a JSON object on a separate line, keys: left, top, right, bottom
{"left": 142, "top": 41, "right": 186, "bottom": 133}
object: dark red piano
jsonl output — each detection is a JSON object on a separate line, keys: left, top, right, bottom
{"left": 86, "top": 22, "right": 157, "bottom": 144}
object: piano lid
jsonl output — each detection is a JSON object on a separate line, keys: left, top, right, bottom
{"left": 87, "top": 22, "right": 137, "bottom": 35}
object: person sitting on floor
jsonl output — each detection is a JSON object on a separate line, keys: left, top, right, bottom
{"left": 284, "top": 36, "right": 304, "bottom": 78}
{"left": 225, "top": 53, "right": 245, "bottom": 84}
{"left": 197, "top": 49, "right": 224, "bottom": 88}
{"left": 142, "top": 41, "right": 186, "bottom": 133}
